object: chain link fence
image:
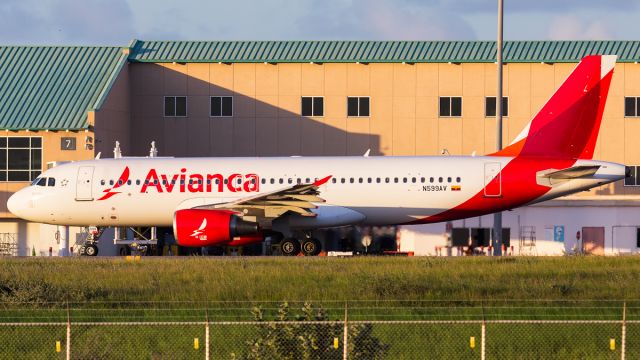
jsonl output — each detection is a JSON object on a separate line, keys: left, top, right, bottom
{"left": 0, "top": 301, "right": 637, "bottom": 359}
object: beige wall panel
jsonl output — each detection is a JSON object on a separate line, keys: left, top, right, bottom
{"left": 233, "top": 64, "right": 256, "bottom": 97}
{"left": 484, "top": 63, "right": 510, "bottom": 95}
{"left": 163, "top": 118, "right": 188, "bottom": 157}
{"left": 415, "top": 118, "right": 439, "bottom": 155}
{"left": 608, "top": 64, "right": 624, "bottom": 97}
{"left": 393, "top": 97, "right": 416, "bottom": 118}
{"left": 210, "top": 64, "right": 234, "bottom": 95}
{"left": 346, "top": 118, "right": 371, "bottom": 155}
{"left": 462, "top": 118, "right": 485, "bottom": 155}
{"left": 370, "top": 96, "right": 393, "bottom": 155}
{"left": 484, "top": 118, "right": 498, "bottom": 154}
{"left": 463, "top": 96, "right": 483, "bottom": 120}
{"left": 277, "top": 117, "right": 301, "bottom": 155}
{"left": 325, "top": 64, "right": 347, "bottom": 96}
{"left": 132, "top": 95, "right": 162, "bottom": 118}
{"left": 255, "top": 65, "right": 278, "bottom": 96}
{"left": 301, "top": 64, "right": 324, "bottom": 95}
{"left": 416, "top": 96, "right": 437, "bottom": 119}
{"left": 393, "top": 63, "right": 416, "bottom": 97}
{"left": 278, "top": 95, "right": 300, "bottom": 116}
{"left": 210, "top": 118, "right": 233, "bottom": 156}
{"left": 232, "top": 117, "right": 256, "bottom": 156}
{"left": 163, "top": 63, "right": 188, "bottom": 95}
{"left": 598, "top": 117, "right": 624, "bottom": 163}
{"left": 531, "top": 64, "right": 554, "bottom": 98}
{"left": 506, "top": 117, "right": 529, "bottom": 144}
{"left": 553, "top": 63, "right": 574, "bottom": 89}
{"left": 255, "top": 117, "right": 279, "bottom": 156}
{"left": 438, "top": 63, "right": 463, "bottom": 95}
{"left": 187, "top": 95, "right": 209, "bottom": 118}
{"left": 187, "top": 64, "right": 210, "bottom": 95}
{"left": 323, "top": 118, "right": 347, "bottom": 155}
{"left": 462, "top": 63, "right": 485, "bottom": 97}
{"left": 370, "top": 64, "right": 393, "bottom": 97}
{"left": 131, "top": 63, "right": 164, "bottom": 96}
{"left": 324, "top": 96, "right": 345, "bottom": 118}
{"left": 625, "top": 120, "right": 640, "bottom": 164}
{"left": 392, "top": 118, "right": 416, "bottom": 155}
{"left": 255, "top": 95, "right": 279, "bottom": 117}
{"left": 416, "top": 64, "right": 438, "bottom": 97}
{"left": 603, "top": 96, "right": 624, "bottom": 119}
{"left": 234, "top": 96, "right": 256, "bottom": 117}
{"left": 530, "top": 96, "right": 548, "bottom": 116}
{"left": 438, "top": 119, "right": 463, "bottom": 155}
{"left": 300, "top": 119, "right": 325, "bottom": 156}
{"left": 186, "top": 117, "right": 211, "bottom": 156}
{"left": 347, "top": 63, "right": 370, "bottom": 95}
{"left": 278, "top": 64, "right": 301, "bottom": 96}
{"left": 507, "top": 64, "right": 531, "bottom": 118}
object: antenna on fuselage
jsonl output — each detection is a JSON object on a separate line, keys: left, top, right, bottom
{"left": 363, "top": 149, "right": 371, "bottom": 157}
{"left": 149, "top": 141, "right": 158, "bottom": 158}
{"left": 95, "top": 152, "right": 101, "bottom": 160}
{"left": 113, "top": 141, "right": 122, "bottom": 159}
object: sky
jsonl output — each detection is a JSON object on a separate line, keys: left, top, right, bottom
{"left": 1, "top": 0, "right": 640, "bottom": 45}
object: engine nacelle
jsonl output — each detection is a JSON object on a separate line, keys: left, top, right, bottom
{"left": 173, "top": 209, "right": 258, "bottom": 247}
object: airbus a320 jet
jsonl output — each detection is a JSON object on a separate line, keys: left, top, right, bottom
{"left": 8, "top": 55, "right": 627, "bottom": 255}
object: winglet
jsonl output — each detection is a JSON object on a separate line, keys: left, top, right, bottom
{"left": 313, "top": 175, "right": 332, "bottom": 187}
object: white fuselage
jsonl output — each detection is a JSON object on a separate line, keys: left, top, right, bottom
{"left": 7, "top": 155, "right": 626, "bottom": 230}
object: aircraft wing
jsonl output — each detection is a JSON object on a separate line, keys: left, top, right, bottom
{"left": 192, "top": 176, "right": 332, "bottom": 223}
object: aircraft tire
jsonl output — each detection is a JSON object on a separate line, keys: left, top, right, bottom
{"left": 85, "top": 244, "right": 99, "bottom": 257}
{"left": 301, "top": 238, "right": 320, "bottom": 256}
{"left": 280, "top": 238, "right": 300, "bottom": 256}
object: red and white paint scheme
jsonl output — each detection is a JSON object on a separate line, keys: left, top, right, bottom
{"left": 7, "top": 55, "right": 627, "bottom": 255}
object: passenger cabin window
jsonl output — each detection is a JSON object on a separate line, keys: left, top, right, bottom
{"left": 301, "top": 97, "right": 324, "bottom": 117}
{"left": 164, "top": 96, "right": 187, "bottom": 117}
{"left": 485, "top": 97, "right": 509, "bottom": 117}
{"left": 211, "top": 96, "right": 233, "bottom": 117}
{"left": 439, "top": 97, "right": 462, "bottom": 117}
{"left": 347, "top": 97, "right": 370, "bottom": 117}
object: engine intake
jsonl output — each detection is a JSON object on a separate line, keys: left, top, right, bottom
{"left": 173, "top": 209, "right": 258, "bottom": 247}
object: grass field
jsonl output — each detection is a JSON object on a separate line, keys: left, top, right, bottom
{"left": 0, "top": 256, "right": 637, "bottom": 358}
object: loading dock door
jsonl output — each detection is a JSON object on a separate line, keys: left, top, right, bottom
{"left": 484, "top": 162, "right": 502, "bottom": 197}
{"left": 76, "top": 166, "right": 94, "bottom": 201}
{"left": 582, "top": 227, "right": 605, "bottom": 255}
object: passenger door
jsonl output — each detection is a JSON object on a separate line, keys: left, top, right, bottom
{"left": 484, "top": 162, "right": 502, "bottom": 197}
{"left": 76, "top": 166, "right": 94, "bottom": 201}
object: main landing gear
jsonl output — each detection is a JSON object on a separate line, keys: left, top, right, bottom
{"left": 280, "top": 236, "right": 322, "bottom": 256}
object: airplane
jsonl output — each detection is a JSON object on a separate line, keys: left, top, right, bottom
{"left": 7, "top": 55, "right": 627, "bottom": 256}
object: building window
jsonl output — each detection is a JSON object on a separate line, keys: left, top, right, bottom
{"left": 625, "top": 97, "right": 640, "bottom": 117}
{"left": 301, "top": 97, "right": 324, "bottom": 117}
{"left": 210, "top": 96, "right": 233, "bottom": 117}
{"left": 164, "top": 96, "right": 187, "bottom": 117}
{"left": 439, "top": 97, "right": 462, "bottom": 117}
{"left": 0, "top": 137, "right": 42, "bottom": 182}
{"left": 625, "top": 166, "right": 640, "bottom": 186}
{"left": 485, "top": 97, "right": 509, "bottom": 117}
{"left": 347, "top": 97, "right": 370, "bottom": 117}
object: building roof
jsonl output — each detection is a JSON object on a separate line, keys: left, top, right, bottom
{"left": 0, "top": 46, "right": 127, "bottom": 130}
{"left": 129, "top": 40, "right": 640, "bottom": 63}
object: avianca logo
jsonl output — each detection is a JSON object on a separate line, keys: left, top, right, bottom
{"left": 191, "top": 218, "right": 207, "bottom": 241}
{"left": 97, "top": 168, "right": 260, "bottom": 201}
{"left": 97, "top": 166, "right": 130, "bottom": 201}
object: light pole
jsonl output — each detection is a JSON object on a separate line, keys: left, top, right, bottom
{"left": 492, "top": 0, "right": 504, "bottom": 256}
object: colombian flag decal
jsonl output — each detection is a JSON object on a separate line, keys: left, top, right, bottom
{"left": 451, "top": 185, "right": 461, "bottom": 191}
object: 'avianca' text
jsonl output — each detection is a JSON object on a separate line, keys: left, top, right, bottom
{"left": 140, "top": 169, "right": 259, "bottom": 193}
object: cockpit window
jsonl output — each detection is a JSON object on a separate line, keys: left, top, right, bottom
{"left": 32, "top": 177, "right": 46, "bottom": 186}
{"left": 47, "top": 178, "right": 55, "bottom": 187}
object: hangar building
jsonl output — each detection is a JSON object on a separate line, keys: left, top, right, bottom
{"left": 1, "top": 40, "right": 639, "bottom": 256}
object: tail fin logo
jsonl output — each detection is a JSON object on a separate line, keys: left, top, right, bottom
{"left": 97, "top": 167, "right": 130, "bottom": 201}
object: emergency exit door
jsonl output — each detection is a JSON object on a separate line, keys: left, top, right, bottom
{"left": 484, "top": 162, "right": 502, "bottom": 197}
{"left": 76, "top": 166, "right": 94, "bottom": 201}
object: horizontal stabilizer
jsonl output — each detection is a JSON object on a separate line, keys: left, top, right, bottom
{"left": 541, "top": 165, "right": 601, "bottom": 179}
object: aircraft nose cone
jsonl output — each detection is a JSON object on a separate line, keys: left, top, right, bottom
{"left": 7, "top": 191, "right": 24, "bottom": 218}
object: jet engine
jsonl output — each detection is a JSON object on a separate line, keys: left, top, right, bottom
{"left": 173, "top": 209, "right": 258, "bottom": 246}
